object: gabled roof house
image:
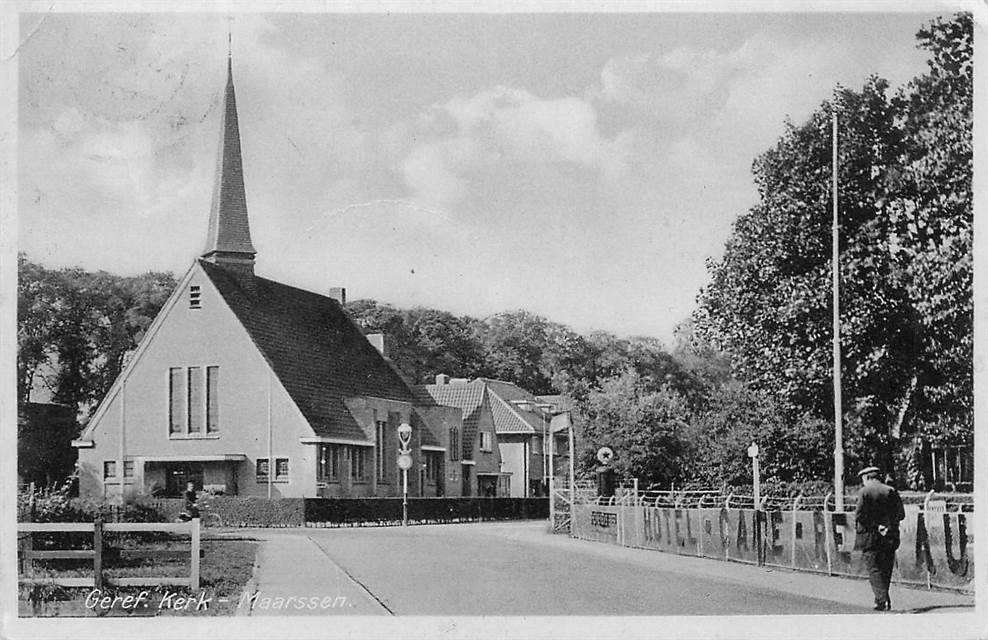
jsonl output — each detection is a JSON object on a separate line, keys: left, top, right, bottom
{"left": 73, "top": 57, "right": 460, "bottom": 499}
{"left": 417, "top": 376, "right": 570, "bottom": 498}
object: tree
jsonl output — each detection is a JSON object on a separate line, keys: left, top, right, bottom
{"left": 345, "top": 299, "right": 487, "bottom": 384}
{"left": 695, "top": 77, "right": 912, "bottom": 470}
{"left": 685, "top": 382, "right": 833, "bottom": 487}
{"left": 574, "top": 369, "right": 691, "bottom": 487}
{"left": 475, "top": 310, "right": 557, "bottom": 394}
{"left": 16, "top": 254, "right": 176, "bottom": 415}
{"left": 693, "top": 13, "right": 973, "bottom": 485}
{"left": 887, "top": 13, "right": 973, "bottom": 486}
{"left": 16, "top": 254, "right": 62, "bottom": 403}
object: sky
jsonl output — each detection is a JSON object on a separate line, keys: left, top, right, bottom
{"left": 16, "top": 7, "right": 955, "bottom": 343}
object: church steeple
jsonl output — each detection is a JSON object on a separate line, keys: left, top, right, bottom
{"left": 201, "top": 53, "right": 256, "bottom": 274}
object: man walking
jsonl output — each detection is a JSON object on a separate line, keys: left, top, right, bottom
{"left": 853, "top": 466, "right": 905, "bottom": 611}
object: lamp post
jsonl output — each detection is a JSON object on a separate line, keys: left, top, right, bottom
{"left": 747, "top": 442, "right": 760, "bottom": 509}
{"left": 832, "top": 108, "right": 845, "bottom": 511}
{"left": 397, "top": 423, "right": 413, "bottom": 527}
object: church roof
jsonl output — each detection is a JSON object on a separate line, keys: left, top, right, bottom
{"left": 202, "top": 58, "right": 256, "bottom": 259}
{"left": 200, "top": 259, "right": 416, "bottom": 441}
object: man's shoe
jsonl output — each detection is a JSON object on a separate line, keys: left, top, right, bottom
{"left": 873, "top": 599, "right": 891, "bottom": 611}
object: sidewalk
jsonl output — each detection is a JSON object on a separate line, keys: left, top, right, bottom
{"left": 235, "top": 533, "right": 391, "bottom": 616}
{"left": 463, "top": 521, "right": 975, "bottom": 614}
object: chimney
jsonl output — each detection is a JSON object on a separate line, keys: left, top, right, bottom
{"left": 449, "top": 378, "right": 469, "bottom": 385}
{"left": 367, "top": 333, "right": 386, "bottom": 356}
{"left": 329, "top": 287, "right": 346, "bottom": 306}
{"left": 435, "top": 374, "right": 450, "bottom": 385}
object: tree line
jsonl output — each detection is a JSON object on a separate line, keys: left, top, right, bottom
{"left": 17, "top": 14, "right": 971, "bottom": 493}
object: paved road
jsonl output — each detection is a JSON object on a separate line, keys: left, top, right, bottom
{"left": 301, "top": 522, "right": 886, "bottom": 616}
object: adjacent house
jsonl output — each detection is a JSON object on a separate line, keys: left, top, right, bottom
{"left": 72, "top": 58, "right": 456, "bottom": 500}
{"left": 418, "top": 376, "right": 571, "bottom": 498}
{"left": 18, "top": 402, "right": 79, "bottom": 490}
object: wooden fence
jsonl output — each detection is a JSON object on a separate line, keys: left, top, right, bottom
{"left": 18, "top": 518, "right": 201, "bottom": 590}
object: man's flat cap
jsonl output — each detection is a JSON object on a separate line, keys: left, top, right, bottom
{"left": 857, "top": 466, "right": 880, "bottom": 477}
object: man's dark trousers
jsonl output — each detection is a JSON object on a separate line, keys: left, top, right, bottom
{"left": 862, "top": 544, "right": 895, "bottom": 607}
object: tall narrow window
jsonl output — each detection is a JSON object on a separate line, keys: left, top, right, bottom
{"left": 318, "top": 445, "right": 341, "bottom": 483}
{"left": 189, "top": 285, "right": 201, "bottom": 309}
{"left": 375, "top": 419, "right": 387, "bottom": 481}
{"left": 169, "top": 368, "right": 184, "bottom": 435}
{"left": 206, "top": 366, "right": 220, "bottom": 433}
{"left": 187, "top": 366, "right": 203, "bottom": 433}
{"left": 351, "top": 447, "right": 368, "bottom": 482}
{"left": 426, "top": 452, "right": 441, "bottom": 483}
{"left": 480, "top": 431, "right": 492, "bottom": 452}
{"left": 256, "top": 458, "right": 269, "bottom": 482}
{"left": 449, "top": 427, "right": 460, "bottom": 461}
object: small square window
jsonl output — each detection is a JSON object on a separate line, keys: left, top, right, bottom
{"left": 275, "top": 458, "right": 289, "bottom": 480}
{"left": 479, "top": 432, "right": 493, "bottom": 452}
{"left": 189, "top": 285, "right": 202, "bottom": 309}
{"left": 103, "top": 461, "right": 117, "bottom": 479}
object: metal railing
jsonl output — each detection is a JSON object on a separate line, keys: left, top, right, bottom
{"left": 573, "top": 487, "right": 974, "bottom": 512}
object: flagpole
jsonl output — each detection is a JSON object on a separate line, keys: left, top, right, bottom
{"left": 832, "top": 109, "right": 845, "bottom": 511}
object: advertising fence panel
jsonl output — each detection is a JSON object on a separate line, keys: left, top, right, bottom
{"left": 571, "top": 503, "right": 973, "bottom": 592}
{"left": 785, "top": 510, "right": 829, "bottom": 574}
{"left": 572, "top": 504, "right": 621, "bottom": 545}
{"left": 915, "top": 510, "right": 973, "bottom": 589}
{"left": 697, "top": 508, "right": 727, "bottom": 561}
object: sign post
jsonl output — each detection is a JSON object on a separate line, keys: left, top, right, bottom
{"left": 747, "top": 442, "right": 760, "bottom": 508}
{"left": 397, "top": 423, "right": 413, "bottom": 527}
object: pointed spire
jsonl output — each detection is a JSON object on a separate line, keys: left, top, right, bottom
{"left": 202, "top": 53, "right": 256, "bottom": 273}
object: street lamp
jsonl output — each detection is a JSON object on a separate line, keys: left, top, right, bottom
{"left": 747, "top": 442, "right": 760, "bottom": 509}
{"left": 397, "top": 422, "right": 413, "bottom": 527}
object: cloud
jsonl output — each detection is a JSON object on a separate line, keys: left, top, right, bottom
{"left": 592, "top": 30, "right": 871, "bottom": 154}
{"left": 595, "top": 48, "right": 740, "bottom": 126}
{"left": 401, "top": 86, "right": 630, "bottom": 206}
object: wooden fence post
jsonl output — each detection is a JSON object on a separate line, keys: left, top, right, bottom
{"left": 93, "top": 516, "right": 104, "bottom": 590}
{"left": 190, "top": 518, "right": 201, "bottom": 592}
{"left": 22, "top": 488, "right": 34, "bottom": 578}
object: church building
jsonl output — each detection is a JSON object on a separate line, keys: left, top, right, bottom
{"left": 73, "top": 57, "right": 463, "bottom": 500}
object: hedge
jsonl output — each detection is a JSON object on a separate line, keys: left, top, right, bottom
{"left": 19, "top": 487, "right": 547, "bottom": 529}
{"left": 304, "top": 497, "right": 549, "bottom": 526}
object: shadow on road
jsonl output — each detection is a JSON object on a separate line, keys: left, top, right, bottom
{"left": 902, "top": 603, "right": 976, "bottom": 614}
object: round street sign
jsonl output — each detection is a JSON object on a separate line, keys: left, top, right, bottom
{"left": 747, "top": 443, "right": 759, "bottom": 458}
{"left": 397, "top": 454, "right": 413, "bottom": 470}
{"left": 596, "top": 447, "right": 614, "bottom": 465}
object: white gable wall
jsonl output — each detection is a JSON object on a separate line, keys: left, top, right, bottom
{"left": 77, "top": 262, "right": 317, "bottom": 499}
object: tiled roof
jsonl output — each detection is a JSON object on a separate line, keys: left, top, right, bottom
{"left": 203, "top": 59, "right": 256, "bottom": 258}
{"left": 484, "top": 379, "right": 553, "bottom": 434}
{"left": 418, "top": 380, "right": 486, "bottom": 460}
{"left": 200, "top": 260, "right": 415, "bottom": 441}
{"left": 536, "top": 394, "right": 569, "bottom": 410}
{"left": 421, "top": 377, "right": 554, "bottom": 441}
